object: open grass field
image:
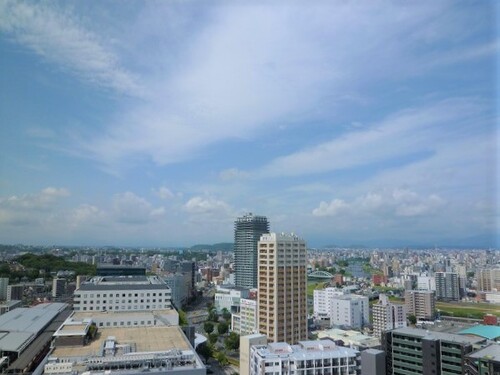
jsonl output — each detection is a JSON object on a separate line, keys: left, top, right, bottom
{"left": 436, "top": 301, "right": 500, "bottom": 319}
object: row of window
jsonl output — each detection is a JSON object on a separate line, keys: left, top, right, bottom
{"left": 74, "top": 304, "right": 170, "bottom": 311}
{"left": 75, "top": 291, "right": 168, "bottom": 298}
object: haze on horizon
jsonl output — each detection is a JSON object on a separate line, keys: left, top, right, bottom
{"left": 0, "top": 1, "right": 498, "bottom": 248}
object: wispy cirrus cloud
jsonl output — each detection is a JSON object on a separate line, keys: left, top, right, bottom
{"left": 258, "top": 98, "right": 488, "bottom": 178}
{"left": 0, "top": 0, "right": 141, "bottom": 95}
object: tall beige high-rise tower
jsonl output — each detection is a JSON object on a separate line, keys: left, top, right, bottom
{"left": 257, "top": 232, "right": 307, "bottom": 344}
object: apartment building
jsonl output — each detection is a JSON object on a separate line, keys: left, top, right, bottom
{"left": 404, "top": 290, "right": 435, "bottom": 321}
{"left": 372, "top": 294, "right": 406, "bottom": 340}
{"left": 258, "top": 233, "right": 307, "bottom": 344}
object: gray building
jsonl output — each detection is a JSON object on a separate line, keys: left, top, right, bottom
{"left": 435, "top": 272, "right": 460, "bottom": 301}
{"left": 383, "top": 327, "right": 485, "bottom": 375}
{"left": 361, "top": 349, "right": 385, "bottom": 375}
{"left": 234, "top": 213, "right": 269, "bottom": 289}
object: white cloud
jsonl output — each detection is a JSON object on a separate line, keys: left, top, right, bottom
{"left": 0, "top": 1, "right": 141, "bottom": 95}
{"left": 259, "top": 98, "right": 485, "bottom": 177}
{"left": 0, "top": 187, "right": 69, "bottom": 225}
{"left": 112, "top": 192, "right": 165, "bottom": 224}
{"left": 312, "top": 188, "right": 445, "bottom": 219}
{"left": 183, "top": 196, "right": 232, "bottom": 216}
{"left": 312, "top": 199, "right": 349, "bottom": 217}
{"left": 153, "top": 186, "right": 175, "bottom": 200}
{"left": 74, "top": 2, "right": 494, "bottom": 171}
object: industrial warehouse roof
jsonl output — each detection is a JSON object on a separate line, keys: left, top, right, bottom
{"left": 0, "top": 303, "right": 67, "bottom": 353}
{"left": 459, "top": 325, "right": 500, "bottom": 340}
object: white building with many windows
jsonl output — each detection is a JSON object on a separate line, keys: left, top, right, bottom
{"left": 314, "top": 290, "right": 369, "bottom": 329}
{"left": 73, "top": 275, "right": 172, "bottom": 312}
{"left": 249, "top": 340, "right": 359, "bottom": 375}
{"left": 232, "top": 298, "right": 258, "bottom": 335}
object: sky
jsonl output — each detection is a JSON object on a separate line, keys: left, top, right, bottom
{"left": 0, "top": 1, "right": 498, "bottom": 248}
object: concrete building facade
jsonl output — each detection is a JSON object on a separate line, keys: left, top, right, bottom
{"left": 258, "top": 233, "right": 307, "bottom": 344}
{"left": 404, "top": 290, "right": 435, "bottom": 321}
{"left": 372, "top": 294, "right": 406, "bottom": 340}
{"left": 73, "top": 275, "right": 172, "bottom": 312}
{"left": 235, "top": 213, "right": 270, "bottom": 289}
{"left": 249, "top": 340, "right": 360, "bottom": 375}
{"left": 435, "top": 272, "right": 460, "bottom": 301}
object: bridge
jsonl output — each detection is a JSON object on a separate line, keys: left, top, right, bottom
{"left": 307, "top": 270, "right": 334, "bottom": 279}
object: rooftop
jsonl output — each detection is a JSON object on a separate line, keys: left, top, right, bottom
{"left": 392, "top": 327, "right": 486, "bottom": 345}
{"left": 459, "top": 325, "right": 500, "bottom": 340}
{"left": 467, "top": 344, "right": 500, "bottom": 362}
{"left": 52, "top": 326, "right": 192, "bottom": 358}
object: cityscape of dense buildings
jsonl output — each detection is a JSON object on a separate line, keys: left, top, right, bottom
{"left": 0, "top": 213, "right": 498, "bottom": 375}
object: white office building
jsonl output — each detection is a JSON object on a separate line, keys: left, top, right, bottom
{"left": 314, "top": 290, "right": 369, "bottom": 329}
{"left": 214, "top": 285, "right": 249, "bottom": 313}
{"left": 232, "top": 298, "right": 258, "bottom": 335}
{"left": 313, "top": 288, "right": 345, "bottom": 319}
{"left": 73, "top": 275, "right": 172, "bottom": 312}
{"left": 250, "top": 340, "right": 359, "bottom": 375}
{"left": 417, "top": 276, "right": 435, "bottom": 291}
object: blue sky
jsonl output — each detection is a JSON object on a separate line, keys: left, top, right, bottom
{"left": 0, "top": 1, "right": 498, "bottom": 247}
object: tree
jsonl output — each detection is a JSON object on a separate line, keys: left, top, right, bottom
{"left": 208, "top": 309, "right": 219, "bottom": 323}
{"left": 196, "top": 342, "right": 213, "bottom": 360}
{"left": 218, "top": 321, "right": 229, "bottom": 335}
{"left": 178, "top": 309, "right": 189, "bottom": 326}
{"left": 221, "top": 308, "right": 231, "bottom": 321}
{"left": 204, "top": 321, "right": 215, "bottom": 334}
{"left": 224, "top": 332, "right": 240, "bottom": 350}
{"left": 208, "top": 333, "right": 218, "bottom": 344}
{"left": 408, "top": 314, "right": 417, "bottom": 325}
{"left": 215, "top": 351, "right": 229, "bottom": 366}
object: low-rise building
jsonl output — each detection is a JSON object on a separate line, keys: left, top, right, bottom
{"left": 214, "top": 285, "right": 249, "bottom": 313}
{"left": 250, "top": 340, "right": 359, "bottom": 375}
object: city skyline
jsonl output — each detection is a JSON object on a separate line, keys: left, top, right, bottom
{"left": 0, "top": 1, "right": 498, "bottom": 247}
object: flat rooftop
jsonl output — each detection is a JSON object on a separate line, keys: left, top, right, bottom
{"left": 392, "top": 327, "right": 485, "bottom": 345}
{"left": 73, "top": 308, "right": 177, "bottom": 320}
{"left": 52, "top": 326, "right": 191, "bottom": 358}
{"left": 468, "top": 344, "right": 500, "bottom": 362}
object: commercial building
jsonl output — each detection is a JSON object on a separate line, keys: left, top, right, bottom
{"left": 417, "top": 276, "right": 435, "bottom": 291}
{"left": 383, "top": 327, "right": 485, "bottom": 375}
{"left": 0, "top": 303, "right": 71, "bottom": 373}
{"left": 52, "top": 277, "right": 67, "bottom": 298}
{"left": 232, "top": 298, "right": 258, "bottom": 336}
{"left": 258, "top": 233, "right": 307, "bottom": 344}
{"left": 45, "top": 323, "right": 205, "bottom": 375}
{"left": 249, "top": 340, "right": 359, "bottom": 375}
{"left": 404, "top": 290, "right": 435, "bottom": 320}
{"left": 313, "top": 287, "right": 345, "bottom": 320}
{"left": 214, "top": 285, "right": 250, "bottom": 313}
{"left": 314, "top": 291, "right": 369, "bottom": 329}
{"left": 235, "top": 213, "right": 269, "bottom": 289}
{"left": 435, "top": 272, "right": 460, "bottom": 301}
{"left": 372, "top": 294, "right": 406, "bottom": 340}
{"left": 73, "top": 275, "right": 172, "bottom": 312}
